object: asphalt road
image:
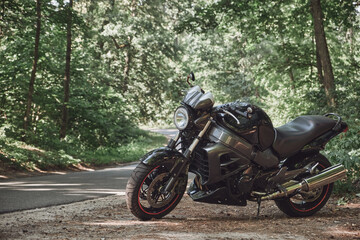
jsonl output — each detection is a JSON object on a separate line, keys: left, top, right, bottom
{"left": 148, "top": 128, "right": 178, "bottom": 140}
{"left": 0, "top": 129, "right": 180, "bottom": 214}
{"left": 0, "top": 164, "right": 137, "bottom": 213}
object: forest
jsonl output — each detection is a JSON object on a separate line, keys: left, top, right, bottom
{"left": 0, "top": 0, "right": 359, "bottom": 193}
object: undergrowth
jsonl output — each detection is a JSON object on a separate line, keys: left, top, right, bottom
{"left": 0, "top": 129, "right": 167, "bottom": 172}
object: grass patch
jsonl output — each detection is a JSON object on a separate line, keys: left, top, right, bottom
{"left": 78, "top": 132, "right": 167, "bottom": 166}
{"left": 0, "top": 130, "right": 167, "bottom": 172}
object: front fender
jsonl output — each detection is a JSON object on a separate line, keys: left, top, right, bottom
{"left": 140, "top": 147, "right": 186, "bottom": 166}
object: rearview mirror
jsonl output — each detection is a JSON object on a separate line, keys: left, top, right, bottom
{"left": 187, "top": 72, "right": 195, "bottom": 86}
{"left": 189, "top": 72, "right": 195, "bottom": 81}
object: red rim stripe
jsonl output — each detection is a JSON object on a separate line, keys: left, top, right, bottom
{"left": 290, "top": 184, "right": 330, "bottom": 212}
{"left": 137, "top": 165, "right": 180, "bottom": 215}
{"left": 290, "top": 163, "right": 330, "bottom": 213}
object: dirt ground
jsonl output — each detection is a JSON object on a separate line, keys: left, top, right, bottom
{"left": 0, "top": 192, "right": 359, "bottom": 240}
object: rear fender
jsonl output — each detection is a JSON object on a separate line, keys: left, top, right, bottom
{"left": 304, "top": 121, "right": 348, "bottom": 151}
{"left": 140, "top": 147, "right": 186, "bottom": 167}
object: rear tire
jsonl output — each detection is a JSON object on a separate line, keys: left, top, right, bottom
{"left": 126, "top": 162, "right": 186, "bottom": 220}
{"left": 275, "top": 154, "right": 333, "bottom": 217}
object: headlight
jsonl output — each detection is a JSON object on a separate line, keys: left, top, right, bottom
{"left": 174, "top": 107, "right": 189, "bottom": 130}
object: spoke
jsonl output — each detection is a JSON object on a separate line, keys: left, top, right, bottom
{"left": 145, "top": 171, "right": 178, "bottom": 208}
{"left": 154, "top": 194, "right": 161, "bottom": 203}
{"left": 140, "top": 185, "right": 150, "bottom": 199}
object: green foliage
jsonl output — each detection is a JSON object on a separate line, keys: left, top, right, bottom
{"left": 0, "top": 0, "right": 359, "bottom": 195}
{"left": 0, "top": 0, "right": 179, "bottom": 171}
{"left": 176, "top": 0, "right": 360, "bottom": 194}
{"left": 0, "top": 125, "right": 167, "bottom": 170}
{"left": 79, "top": 132, "right": 167, "bottom": 165}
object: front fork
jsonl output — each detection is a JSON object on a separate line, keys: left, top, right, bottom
{"left": 163, "top": 118, "right": 213, "bottom": 193}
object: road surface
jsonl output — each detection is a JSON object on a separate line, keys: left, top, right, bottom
{"left": 0, "top": 164, "right": 137, "bottom": 213}
{"left": 1, "top": 129, "right": 359, "bottom": 239}
{"left": 148, "top": 128, "right": 178, "bottom": 140}
{"left": 0, "top": 129, "right": 178, "bottom": 214}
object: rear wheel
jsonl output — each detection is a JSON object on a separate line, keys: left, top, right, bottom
{"left": 275, "top": 154, "right": 333, "bottom": 217}
{"left": 126, "top": 162, "right": 187, "bottom": 220}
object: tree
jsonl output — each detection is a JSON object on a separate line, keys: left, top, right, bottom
{"left": 60, "top": 0, "right": 73, "bottom": 139}
{"left": 0, "top": 0, "right": 4, "bottom": 37}
{"left": 310, "top": 0, "right": 336, "bottom": 107}
{"left": 122, "top": 0, "right": 136, "bottom": 93}
{"left": 23, "top": 0, "right": 41, "bottom": 141}
{"left": 0, "top": 0, "right": 359, "bottom": 181}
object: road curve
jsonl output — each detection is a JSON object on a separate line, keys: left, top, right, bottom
{"left": 0, "top": 129, "right": 178, "bottom": 214}
{"left": 0, "top": 164, "right": 136, "bottom": 213}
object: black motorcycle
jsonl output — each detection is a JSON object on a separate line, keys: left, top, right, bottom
{"left": 126, "top": 72, "right": 348, "bottom": 220}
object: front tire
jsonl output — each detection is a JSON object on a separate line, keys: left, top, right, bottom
{"left": 126, "top": 162, "right": 186, "bottom": 220}
{"left": 275, "top": 154, "right": 333, "bottom": 217}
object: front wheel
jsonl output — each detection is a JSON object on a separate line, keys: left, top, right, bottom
{"left": 126, "top": 162, "right": 187, "bottom": 220}
{"left": 274, "top": 154, "right": 333, "bottom": 217}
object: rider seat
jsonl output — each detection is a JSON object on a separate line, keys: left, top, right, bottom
{"left": 273, "top": 115, "right": 336, "bottom": 158}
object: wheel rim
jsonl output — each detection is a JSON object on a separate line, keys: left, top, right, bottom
{"left": 290, "top": 187, "right": 323, "bottom": 203}
{"left": 137, "top": 165, "right": 180, "bottom": 215}
{"left": 289, "top": 163, "right": 331, "bottom": 212}
{"left": 147, "top": 173, "right": 177, "bottom": 208}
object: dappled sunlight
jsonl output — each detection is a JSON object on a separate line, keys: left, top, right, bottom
{"left": 69, "top": 189, "right": 126, "bottom": 195}
{"left": 84, "top": 220, "right": 181, "bottom": 227}
{"left": 18, "top": 144, "right": 45, "bottom": 153}
{"left": 102, "top": 165, "right": 137, "bottom": 171}
{"left": 0, "top": 165, "right": 133, "bottom": 212}
{"left": 114, "top": 177, "right": 130, "bottom": 180}
{"left": 338, "top": 203, "right": 360, "bottom": 209}
{"left": 64, "top": 191, "right": 125, "bottom": 196}
{"left": 13, "top": 183, "right": 83, "bottom": 187}
{"left": 148, "top": 129, "right": 178, "bottom": 140}
{"left": 149, "top": 129, "right": 177, "bottom": 134}
{"left": 42, "top": 171, "right": 68, "bottom": 175}
{"left": 328, "top": 227, "right": 360, "bottom": 238}
{"left": 0, "top": 181, "right": 27, "bottom": 186}
{"left": 3, "top": 184, "right": 126, "bottom": 194}
{"left": 16, "top": 188, "right": 55, "bottom": 191}
{"left": 324, "top": 202, "right": 360, "bottom": 239}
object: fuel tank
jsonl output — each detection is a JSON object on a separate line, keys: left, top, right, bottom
{"left": 214, "top": 101, "right": 275, "bottom": 151}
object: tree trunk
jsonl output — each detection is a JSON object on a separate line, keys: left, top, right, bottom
{"left": 122, "top": 0, "right": 137, "bottom": 93}
{"left": 60, "top": 0, "right": 73, "bottom": 139}
{"left": 23, "top": 0, "right": 41, "bottom": 141}
{"left": 122, "top": 36, "right": 132, "bottom": 93}
{"left": 0, "top": 0, "right": 4, "bottom": 37}
{"left": 288, "top": 68, "right": 296, "bottom": 92}
{"left": 315, "top": 46, "right": 324, "bottom": 85}
{"left": 310, "top": 0, "right": 336, "bottom": 107}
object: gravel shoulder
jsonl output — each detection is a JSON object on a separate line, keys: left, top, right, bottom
{"left": 1, "top": 194, "right": 359, "bottom": 240}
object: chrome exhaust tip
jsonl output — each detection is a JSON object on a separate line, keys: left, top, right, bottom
{"left": 262, "top": 164, "right": 346, "bottom": 200}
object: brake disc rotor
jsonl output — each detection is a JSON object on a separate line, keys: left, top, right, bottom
{"left": 292, "top": 187, "right": 323, "bottom": 203}
{"left": 147, "top": 173, "right": 176, "bottom": 208}
{"left": 291, "top": 166, "right": 323, "bottom": 203}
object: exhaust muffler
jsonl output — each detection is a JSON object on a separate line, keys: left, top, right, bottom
{"left": 262, "top": 164, "right": 346, "bottom": 200}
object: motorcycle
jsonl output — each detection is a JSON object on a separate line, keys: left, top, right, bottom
{"left": 126, "top": 72, "right": 348, "bottom": 220}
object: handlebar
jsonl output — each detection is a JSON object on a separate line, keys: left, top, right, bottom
{"left": 222, "top": 109, "right": 240, "bottom": 124}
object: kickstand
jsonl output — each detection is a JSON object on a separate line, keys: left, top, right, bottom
{"left": 256, "top": 197, "right": 261, "bottom": 218}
